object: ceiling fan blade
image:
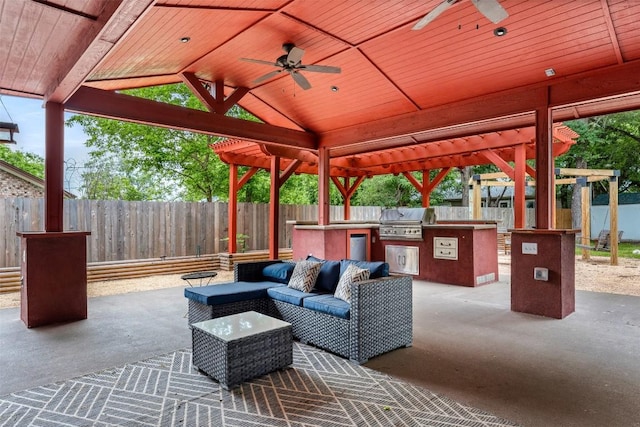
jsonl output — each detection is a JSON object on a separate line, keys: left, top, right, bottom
{"left": 471, "top": 0, "right": 508, "bottom": 24}
{"left": 291, "top": 71, "right": 311, "bottom": 90}
{"left": 300, "top": 64, "right": 341, "bottom": 74}
{"left": 240, "top": 57, "right": 278, "bottom": 66}
{"left": 253, "top": 69, "right": 282, "bottom": 84}
{"left": 287, "top": 46, "right": 305, "bottom": 66}
{"left": 412, "top": 0, "right": 458, "bottom": 30}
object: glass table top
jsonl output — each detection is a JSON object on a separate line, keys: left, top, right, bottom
{"left": 192, "top": 311, "right": 291, "bottom": 342}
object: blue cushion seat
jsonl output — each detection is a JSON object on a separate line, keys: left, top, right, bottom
{"left": 303, "top": 294, "right": 350, "bottom": 319}
{"left": 267, "top": 286, "right": 319, "bottom": 306}
{"left": 184, "top": 281, "right": 284, "bottom": 305}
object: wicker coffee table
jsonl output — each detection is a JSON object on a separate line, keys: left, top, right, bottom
{"left": 191, "top": 311, "right": 292, "bottom": 389}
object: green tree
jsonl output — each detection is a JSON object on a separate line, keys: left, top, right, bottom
{"left": 562, "top": 112, "right": 640, "bottom": 193}
{"left": 0, "top": 145, "right": 44, "bottom": 178}
{"left": 68, "top": 84, "right": 231, "bottom": 201}
{"left": 68, "top": 84, "right": 327, "bottom": 202}
{"left": 559, "top": 112, "right": 640, "bottom": 209}
{"left": 81, "top": 155, "right": 167, "bottom": 200}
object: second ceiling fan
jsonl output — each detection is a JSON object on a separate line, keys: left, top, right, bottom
{"left": 413, "top": 0, "right": 509, "bottom": 30}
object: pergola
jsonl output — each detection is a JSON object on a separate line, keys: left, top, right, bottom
{"left": 2, "top": 0, "right": 640, "bottom": 324}
{"left": 214, "top": 123, "right": 578, "bottom": 251}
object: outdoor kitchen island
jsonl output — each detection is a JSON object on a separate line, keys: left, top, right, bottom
{"left": 291, "top": 214, "right": 498, "bottom": 287}
{"left": 372, "top": 223, "right": 499, "bottom": 287}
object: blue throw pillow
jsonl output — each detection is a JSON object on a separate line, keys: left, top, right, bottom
{"left": 306, "top": 255, "right": 341, "bottom": 293}
{"left": 339, "top": 259, "right": 389, "bottom": 279}
{"left": 262, "top": 262, "right": 295, "bottom": 284}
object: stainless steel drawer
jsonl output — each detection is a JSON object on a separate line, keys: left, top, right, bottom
{"left": 433, "top": 237, "right": 458, "bottom": 260}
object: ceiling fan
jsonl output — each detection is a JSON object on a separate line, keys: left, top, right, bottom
{"left": 240, "top": 43, "right": 341, "bottom": 90}
{"left": 412, "top": 0, "right": 508, "bottom": 30}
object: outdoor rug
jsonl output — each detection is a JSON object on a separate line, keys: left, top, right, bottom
{"left": 0, "top": 342, "right": 519, "bottom": 426}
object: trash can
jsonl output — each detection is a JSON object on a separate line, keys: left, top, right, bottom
{"left": 349, "top": 234, "right": 367, "bottom": 261}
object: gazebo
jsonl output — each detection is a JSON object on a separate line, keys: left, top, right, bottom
{"left": 2, "top": 0, "right": 640, "bottom": 324}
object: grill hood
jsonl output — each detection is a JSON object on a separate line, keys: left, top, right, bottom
{"left": 380, "top": 207, "right": 430, "bottom": 224}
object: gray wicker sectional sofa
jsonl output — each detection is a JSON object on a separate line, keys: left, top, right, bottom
{"left": 184, "top": 258, "right": 413, "bottom": 364}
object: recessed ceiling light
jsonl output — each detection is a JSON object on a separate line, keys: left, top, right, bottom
{"left": 493, "top": 27, "right": 507, "bottom": 37}
{"left": 180, "top": 37, "right": 191, "bottom": 43}
{"left": 545, "top": 68, "right": 556, "bottom": 77}
{"left": 331, "top": 86, "right": 339, "bottom": 92}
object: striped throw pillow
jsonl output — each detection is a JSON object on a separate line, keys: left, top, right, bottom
{"left": 334, "top": 263, "right": 370, "bottom": 303}
{"left": 288, "top": 261, "right": 322, "bottom": 293}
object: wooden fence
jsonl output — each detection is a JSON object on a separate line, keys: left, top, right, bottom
{"left": 0, "top": 198, "right": 570, "bottom": 268}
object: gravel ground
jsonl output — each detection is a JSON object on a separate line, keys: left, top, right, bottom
{"left": 1, "top": 255, "right": 638, "bottom": 310}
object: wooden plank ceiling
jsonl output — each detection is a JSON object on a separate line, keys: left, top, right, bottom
{"left": 1, "top": 0, "right": 640, "bottom": 173}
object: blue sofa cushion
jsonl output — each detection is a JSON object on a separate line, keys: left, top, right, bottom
{"left": 267, "top": 286, "right": 319, "bottom": 306}
{"left": 262, "top": 262, "right": 295, "bottom": 284}
{"left": 306, "top": 255, "right": 341, "bottom": 293}
{"left": 184, "top": 281, "right": 284, "bottom": 305}
{"left": 339, "top": 259, "right": 389, "bottom": 279}
{"left": 303, "top": 294, "right": 351, "bottom": 320}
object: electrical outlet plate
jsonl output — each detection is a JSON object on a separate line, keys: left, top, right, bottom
{"left": 522, "top": 242, "right": 538, "bottom": 255}
{"left": 534, "top": 267, "right": 549, "bottom": 281}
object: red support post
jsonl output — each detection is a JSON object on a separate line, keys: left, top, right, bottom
{"left": 45, "top": 102, "right": 64, "bottom": 232}
{"left": 228, "top": 163, "right": 238, "bottom": 253}
{"left": 269, "top": 156, "right": 281, "bottom": 259}
{"left": 514, "top": 144, "right": 526, "bottom": 229}
{"left": 535, "top": 106, "right": 554, "bottom": 229}
{"left": 317, "top": 147, "right": 330, "bottom": 225}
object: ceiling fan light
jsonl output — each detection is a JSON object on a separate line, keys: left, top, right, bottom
{"left": 493, "top": 27, "right": 507, "bottom": 37}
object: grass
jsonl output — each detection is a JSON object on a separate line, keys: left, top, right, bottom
{"left": 586, "top": 242, "right": 640, "bottom": 259}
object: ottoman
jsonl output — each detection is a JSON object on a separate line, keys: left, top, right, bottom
{"left": 191, "top": 311, "right": 292, "bottom": 389}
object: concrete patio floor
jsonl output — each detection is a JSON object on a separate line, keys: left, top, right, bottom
{"left": 1, "top": 273, "right": 639, "bottom": 427}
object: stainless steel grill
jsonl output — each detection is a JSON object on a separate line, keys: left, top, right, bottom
{"left": 378, "top": 207, "right": 434, "bottom": 241}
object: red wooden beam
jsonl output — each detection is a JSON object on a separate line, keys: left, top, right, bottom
{"left": 280, "top": 159, "right": 302, "bottom": 183}
{"left": 46, "top": 0, "right": 155, "bottom": 103}
{"left": 238, "top": 167, "right": 259, "bottom": 188}
{"left": 331, "top": 176, "right": 365, "bottom": 220}
{"left": 320, "top": 60, "right": 640, "bottom": 154}
{"left": 425, "top": 167, "right": 451, "bottom": 194}
{"left": 181, "top": 74, "right": 250, "bottom": 115}
{"left": 481, "top": 150, "right": 515, "bottom": 180}
{"left": 66, "top": 86, "right": 316, "bottom": 149}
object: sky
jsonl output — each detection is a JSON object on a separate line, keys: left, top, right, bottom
{"left": 1, "top": 95, "right": 91, "bottom": 193}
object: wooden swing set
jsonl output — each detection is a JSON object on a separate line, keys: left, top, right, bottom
{"left": 470, "top": 168, "right": 620, "bottom": 265}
